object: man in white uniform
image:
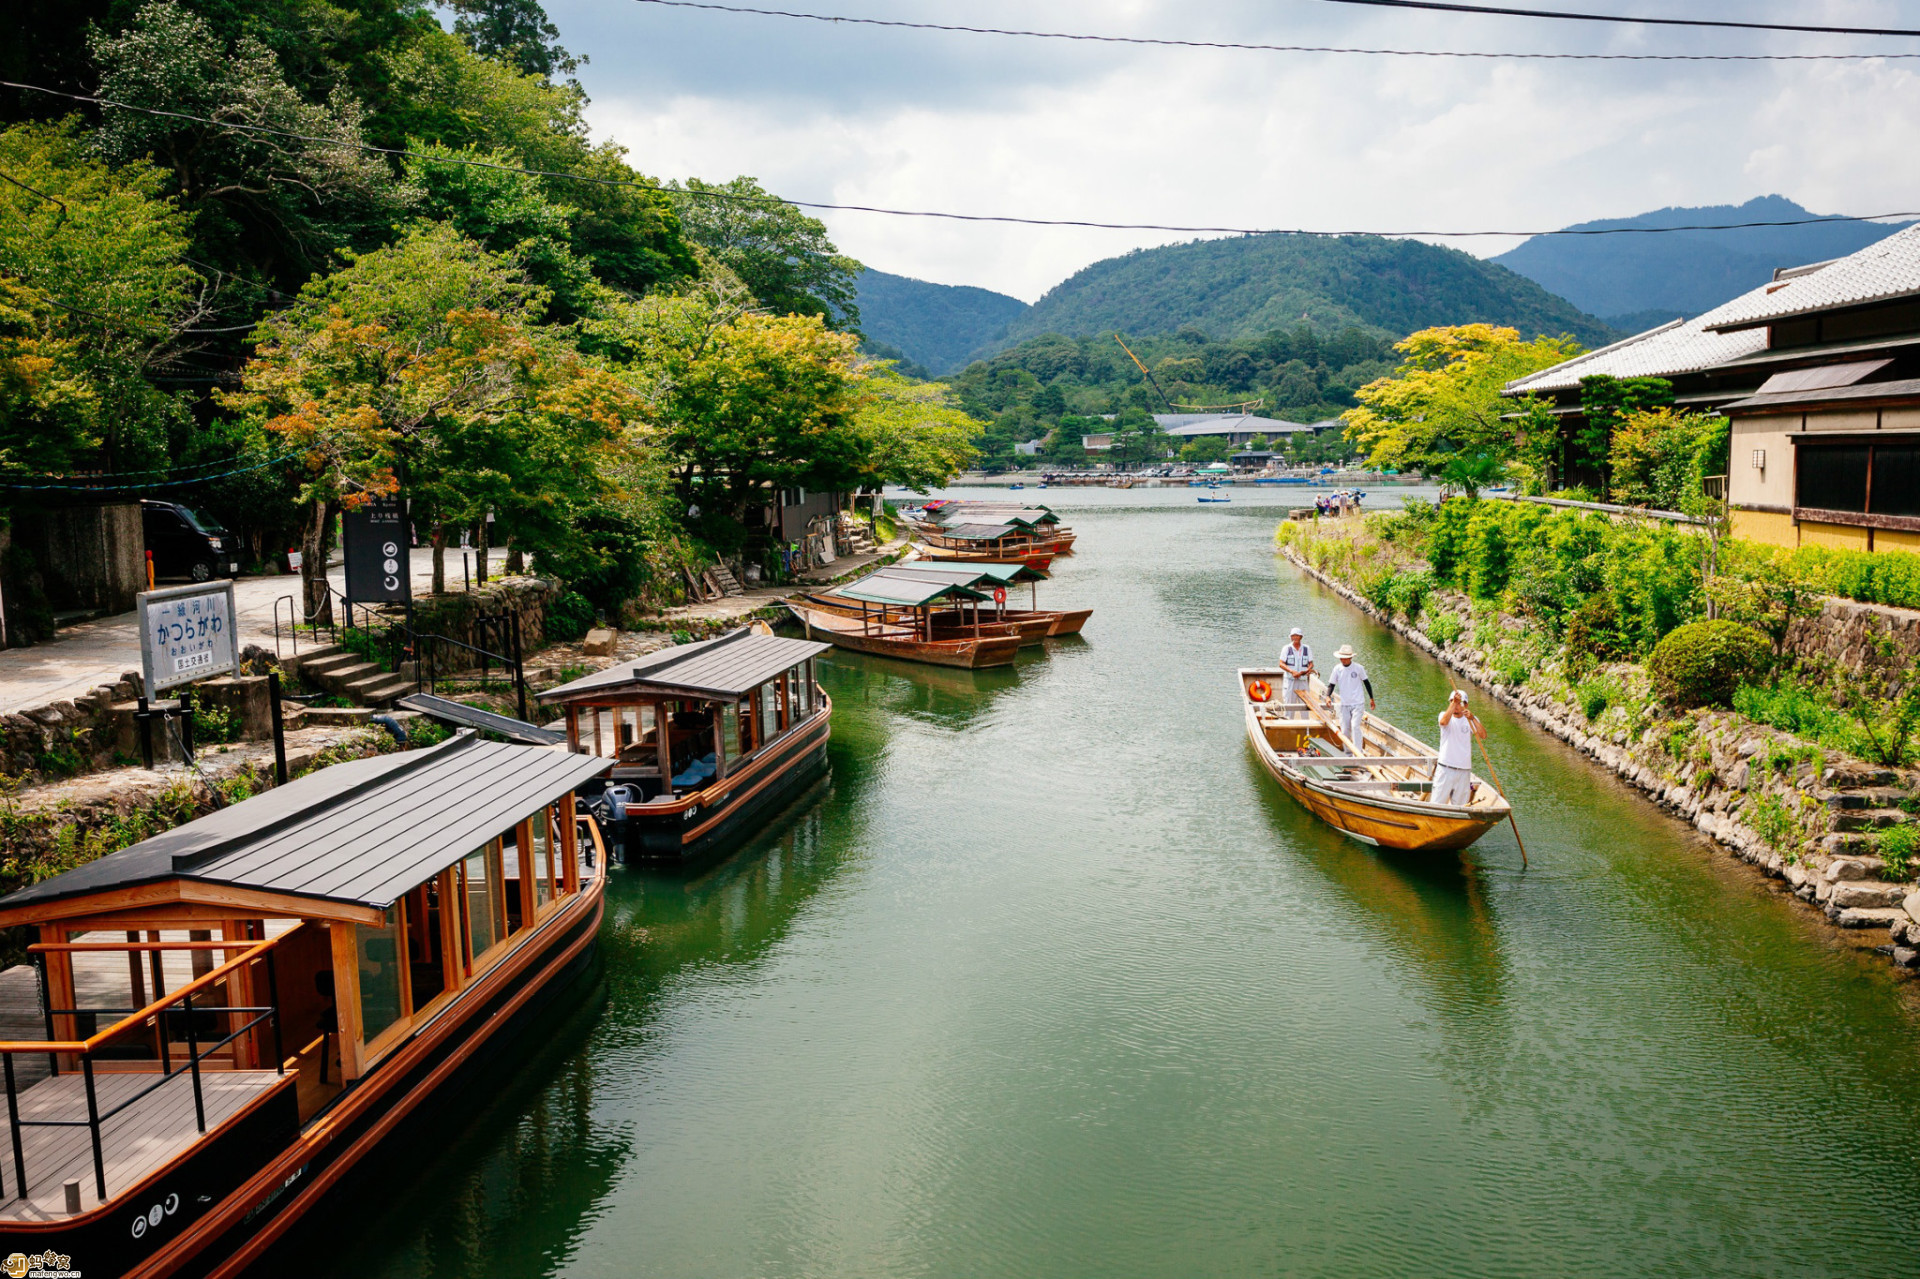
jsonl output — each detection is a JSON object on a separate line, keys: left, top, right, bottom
{"left": 1279, "top": 627, "right": 1315, "bottom": 704}
{"left": 1433, "top": 689, "right": 1486, "bottom": 806}
{"left": 1327, "top": 644, "right": 1374, "bottom": 750}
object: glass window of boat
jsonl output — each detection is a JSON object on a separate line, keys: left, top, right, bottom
{"left": 617, "top": 704, "right": 656, "bottom": 762}
{"left": 502, "top": 822, "right": 526, "bottom": 936}
{"left": 357, "top": 906, "right": 404, "bottom": 1041}
{"left": 759, "top": 680, "right": 780, "bottom": 739}
{"left": 407, "top": 876, "right": 450, "bottom": 1007}
{"left": 723, "top": 700, "right": 743, "bottom": 760}
{"left": 461, "top": 842, "right": 499, "bottom": 965}
{"left": 531, "top": 807, "right": 558, "bottom": 911}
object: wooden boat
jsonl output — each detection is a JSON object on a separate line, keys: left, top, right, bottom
{"left": 1239, "top": 671, "right": 1510, "bottom": 853}
{"left": 1198, "top": 494, "right": 1231, "bottom": 503}
{"left": 911, "top": 542, "right": 1056, "bottom": 572}
{"left": 785, "top": 573, "right": 1021, "bottom": 669}
{"left": 0, "top": 730, "right": 612, "bottom": 1276}
{"left": 537, "top": 628, "right": 833, "bottom": 860}
{"left": 801, "top": 589, "right": 1049, "bottom": 646}
{"left": 910, "top": 505, "right": 1077, "bottom": 557}
{"left": 887, "top": 560, "right": 1092, "bottom": 637}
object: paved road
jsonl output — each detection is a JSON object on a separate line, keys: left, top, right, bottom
{"left": 0, "top": 547, "right": 507, "bottom": 713}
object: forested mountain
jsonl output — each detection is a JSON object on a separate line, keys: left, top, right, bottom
{"left": 1492, "top": 196, "right": 1913, "bottom": 331}
{"left": 992, "top": 234, "right": 1617, "bottom": 351}
{"left": 854, "top": 269, "right": 1028, "bottom": 375}
{"left": 949, "top": 326, "right": 1395, "bottom": 470}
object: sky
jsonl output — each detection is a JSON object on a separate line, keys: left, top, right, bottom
{"left": 539, "top": 0, "right": 1920, "bottom": 302}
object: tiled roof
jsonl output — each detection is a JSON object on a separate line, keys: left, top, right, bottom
{"left": 1502, "top": 307, "right": 1769, "bottom": 396}
{"left": 1705, "top": 223, "right": 1920, "bottom": 331}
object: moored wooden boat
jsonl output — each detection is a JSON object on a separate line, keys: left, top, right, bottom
{"left": 911, "top": 542, "right": 1056, "bottom": 571}
{"left": 784, "top": 567, "right": 1024, "bottom": 669}
{"left": 886, "top": 560, "right": 1092, "bottom": 637}
{"left": 0, "top": 731, "right": 612, "bottom": 1276}
{"left": 1239, "top": 670, "right": 1510, "bottom": 853}
{"left": 801, "top": 590, "right": 1049, "bottom": 646}
{"left": 786, "top": 599, "right": 1021, "bottom": 668}
{"left": 538, "top": 628, "right": 834, "bottom": 860}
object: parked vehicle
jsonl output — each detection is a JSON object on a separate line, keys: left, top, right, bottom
{"left": 141, "top": 499, "right": 240, "bottom": 582}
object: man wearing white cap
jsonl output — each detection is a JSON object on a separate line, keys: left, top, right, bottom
{"left": 1279, "top": 627, "right": 1315, "bottom": 704}
{"left": 1327, "top": 645, "right": 1374, "bottom": 750}
{"left": 1433, "top": 689, "right": 1486, "bottom": 806}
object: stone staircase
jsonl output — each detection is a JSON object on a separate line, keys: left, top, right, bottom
{"left": 282, "top": 644, "right": 414, "bottom": 711}
{"left": 839, "top": 519, "right": 877, "bottom": 556}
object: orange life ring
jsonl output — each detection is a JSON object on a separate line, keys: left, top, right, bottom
{"left": 1248, "top": 679, "right": 1272, "bottom": 703}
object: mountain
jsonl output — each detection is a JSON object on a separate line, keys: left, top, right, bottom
{"left": 854, "top": 268, "right": 1029, "bottom": 375}
{"left": 1491, "top": 196, "right": 1913, "bottom": 331}
{"left": 989, "top": 234, "right": 1618, "bottom": 352}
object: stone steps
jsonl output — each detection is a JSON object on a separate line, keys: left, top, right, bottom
{"left": 1831, "top": 808, "right": 1911, "bottom": 833}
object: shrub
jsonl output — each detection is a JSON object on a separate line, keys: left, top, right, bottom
{"left": 1878, "top": 823, "right": 1919, "bottom": 880}
{"left": 1427, "top": 613, "right": 1464, "bottom": 647}
{"left": 1788, "top": 545, "right": 1920, "bottom": 610}
{"left": 545, "top": 590, "right": 596, "bottom": 644}
{"left": 1577, "top": 676, "right": 1616, "bottom": 722}
{"left": 1748, "top": 794, "right": 1801, "bottom": 853}
{"left": 1426, "top": 498, "right": 1475, "bottom": 586}
{"left": 1649, "top": 620, "right": 1768, "bottom": 709}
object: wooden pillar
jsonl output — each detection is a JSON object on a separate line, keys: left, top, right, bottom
{"left": 222, "top": 918, "right": 256, "bottom": 1068}
{"left": 42, "top": 926, "right": 77, "bottom": 1070}
{"left": 656, "top": 700, "right": 673, "bottom": 794}
{"left": 125, "top": 931, "right": 146, "bottom": 1010}
{"left": 328, "top": 922, "right": 366, "bottom": 1081}
{"left": 517, "top": 819, "right": 537, "bottom": 926}
{"left": 565, "top": 706, "right": 581, "bottom": 755}
{"left": 712, "top": 707, "right": 727, "bottom": 781}
{"left": 560, "top": 794, "right": 580, "bottom": 893}
{"left": 592, "top": 707, "right": 603, "bottom": 757}
{"left": 438, "top": 867, "right": 463, "bottom": 994}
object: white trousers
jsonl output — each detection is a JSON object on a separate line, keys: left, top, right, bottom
{"left": 1433, "top": 763, "right": 1474, "bottom": 806}
{"left": 1337, "top": 703, "right": 1365, "bottom": 750}
{"left": 1282, "top": 674, "right": 1309, "bottom": 704}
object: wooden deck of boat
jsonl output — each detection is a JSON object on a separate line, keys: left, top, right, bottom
{"left": 0, "top": 945, "right": 212, "bottom": 1090}
{"left": 0, "top": 1069, "right": 282, "bottom": 1221}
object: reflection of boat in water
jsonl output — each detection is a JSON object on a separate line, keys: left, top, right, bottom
{"left": 1239, "top": 670, "right": 1510, "bottom": 852}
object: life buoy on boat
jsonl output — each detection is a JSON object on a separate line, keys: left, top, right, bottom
{"left": 1248, "top": 679, "right": 1272, "bottom": 703}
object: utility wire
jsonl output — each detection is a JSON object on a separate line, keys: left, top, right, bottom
{"left": 4, "top": 77, "right": 1917, "bottom": 239}
{"left": 1314, "top": 0, "right": 1920, "bottom": 39}
{"left": 628, "top": 0, "right": 1920, "bottom": 60}
{"left": 0, "top": 449, "right": 306, "bottom": 491}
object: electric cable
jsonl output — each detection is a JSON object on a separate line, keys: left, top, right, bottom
{"left": 4, "top": 78, "right": 1916, "bottom": 240}
{"left": 629, "top": 0, "right": 1920, "bottom": 60}
{"left": 1315, "top": 0, "right": 1920, "bottom": 39}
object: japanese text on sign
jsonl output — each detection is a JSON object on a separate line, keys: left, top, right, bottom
{"left": 139, "top": 582, "right": 238, "bottom": 693}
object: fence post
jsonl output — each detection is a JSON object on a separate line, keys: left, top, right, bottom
{"left": 513, "top": 612, "right": 527, "bottom": 723}
{"left": 183, "top": 991, "right": 206, "bottom": 1132}
{"left": 3, "top": 1052, "right": 23, "bottom": 1200}
{"left": 81, "top": 1056, "right": 106, "bottom": 1202}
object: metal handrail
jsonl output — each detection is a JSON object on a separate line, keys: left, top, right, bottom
{"left": 0, "top": 926, "right": 296, "bottom": 1206}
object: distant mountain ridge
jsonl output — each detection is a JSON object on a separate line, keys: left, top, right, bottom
{"left": 1491, "top": 196, "right": 1913, "bottom": 330}
{"left": 989, "top": 234, "right": 1617, "bottom": 352}
{"left": 853, "top": 269, "right": 1028, "bottom": 375}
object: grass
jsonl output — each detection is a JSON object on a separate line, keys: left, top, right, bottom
{"left": 1879, "top": 823, "right": 1919, "bottom": 880}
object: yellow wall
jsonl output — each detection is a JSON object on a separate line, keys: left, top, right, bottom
{"left": 1728, "top": 416, "right": 1797, "bottom": 510}
{"left": 1797, "top": 521, "right": 1873, "bottom": 550}
{"left": 1878, "top": 528, "right": 1920, "bottom": 552}
{"left": 1731, "top": 508, "right": 1798, "bottom": 548}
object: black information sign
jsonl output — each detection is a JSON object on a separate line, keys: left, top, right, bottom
{"left": 343, "top": 493, "right": 411, "bottom": 604}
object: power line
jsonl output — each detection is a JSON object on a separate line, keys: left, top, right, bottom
{"left": 1314, "top": 0, "right": 1920, "bottom": 39}
{"left": 0, "top": 449, "right": 306, "bottom": 491}
{"left": 4, "top": 76, "right": 1917, "bottom": 240}
{"left": 628, "top": 0, "right": 1920, "bottom": 60}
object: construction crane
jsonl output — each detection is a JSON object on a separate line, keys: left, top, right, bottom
{"left": 1113, "top": 334, "right": 1177, "bottom": 413}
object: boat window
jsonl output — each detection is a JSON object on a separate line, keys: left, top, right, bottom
{"left": 760, "top": 680, "right": 780, "bottom": 738}
{"left": 357, "top": 907, "right": 405, "bottom": 1041}
{"left": 462, "top": 843, "right": 498, "bottom": 965}
{"left": 531, "top": 808, "right": 557, "bottom": 911}
{"left": 407, "top": 878, "right": 449, "bottom": 1007}
{"left": 725, "top": 700, "right": 745, "bottom": 758}
{"left": 502, "top": 823, "right": 526, "bottom": 936}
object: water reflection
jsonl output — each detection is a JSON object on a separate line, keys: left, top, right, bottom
{"left": 817, "top": 650, "right": 1030, "bottom": 730}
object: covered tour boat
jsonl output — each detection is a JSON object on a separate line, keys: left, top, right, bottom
{"left": 885, "top": 560, "right": 1091, "bottom": 637}
{"left": 0, "top": 730, "right": 610, "bottom": 1277}
{"left": 538, "top": 628, "right": 834, "bottom": 860}
{"left": 786, "top": 572, "right": 1022, "bottom": 669}
{"left": 1238, "top": 670, "right": 1510, "bottom": 853}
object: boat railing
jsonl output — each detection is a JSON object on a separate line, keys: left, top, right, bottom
{"left": 0, "top": 927, "right": 296, "bottom": 1207}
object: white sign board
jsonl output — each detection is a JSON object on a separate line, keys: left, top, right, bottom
{"left": 139, "top": 581, "right": 239, "bottom": 694}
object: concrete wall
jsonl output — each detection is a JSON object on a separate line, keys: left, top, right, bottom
{"left": 1728, "top": 414, "right": 1797, "bottom": 513}
{"left": 16, "top": 503, "right": 144, "bottom": 615}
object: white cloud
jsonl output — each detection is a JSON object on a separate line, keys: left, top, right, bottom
{"left": 552, "top": 0, "right": 1920, "bottom": 299}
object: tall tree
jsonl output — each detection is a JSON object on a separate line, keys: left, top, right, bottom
{"left": 670, "top": 177, "right": 861, "bottom": 328}
{"left": 447, "top": 0, "right": 582, "bottom": 81}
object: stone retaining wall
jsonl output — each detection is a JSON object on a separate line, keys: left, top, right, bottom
{"left": 1788, "top": 597, "right": 1920, "bottom": 686}
{"left": 1283, "top": 549, "right": 1920, "bottom": 976}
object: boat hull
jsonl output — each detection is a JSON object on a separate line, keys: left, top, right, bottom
{"left": 608, "top": 711, "right": 832, "bottom": 860}
{"left": 785, "top": 602, "right": 1021, "bottom": 668}
{"left": 912, "top": 545, "right": 1056, "bottom": 572}
{"left": 10, "top": 878, "right": 610, "bottom": 1279}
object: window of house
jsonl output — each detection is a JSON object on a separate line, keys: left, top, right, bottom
{"left": 1874, "top": 445, "right": 1920, "bottom": 517}
{"left": 357, "top": 907, "right": 404, "bottom": 1042}
{"left": 1797, "top": 445, "right": 1869, "bottom": 512}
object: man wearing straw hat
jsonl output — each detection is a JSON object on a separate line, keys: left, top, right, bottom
{"left": 1278, "top": 627, "right": 1315, "bottom": 704}
{"left": 1434, "top": 689, "right": 1487, "bottom": 806}
{"left": 1327, "top": 644, "right": 1374, "bottom": 750}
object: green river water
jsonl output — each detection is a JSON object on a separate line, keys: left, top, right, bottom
{"left": 275, "top": 488, "right": 1920, "bottom": 1279}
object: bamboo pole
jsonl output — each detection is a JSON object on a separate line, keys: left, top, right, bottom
{"left": 1473, "top": 736, "right": 1529, "bottom": 869}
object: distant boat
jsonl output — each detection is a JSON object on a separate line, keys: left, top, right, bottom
{"left": 1009, "top": 483, "right": 1025, "bottom": 490}
{"left": 1198, "top": 494, "right": 1231, "bottom": 503}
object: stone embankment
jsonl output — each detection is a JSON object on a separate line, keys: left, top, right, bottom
{"left": 1284, "top": 549, "right": 1920, "bottom": 975}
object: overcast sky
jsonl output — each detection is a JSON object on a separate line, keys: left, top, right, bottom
{"left": 540, "top": 0, "right": 1920, "bottom": 302}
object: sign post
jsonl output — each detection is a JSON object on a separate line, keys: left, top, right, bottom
{"left": 139, "top": 580, "right": 239, "bottom": 696}
{"left": 342, "top": 494, "right": 411, "bottom": 605}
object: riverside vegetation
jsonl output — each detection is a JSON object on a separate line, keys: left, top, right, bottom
{"left": 1278, "top": 500, "right": 1920, "bottom": 973}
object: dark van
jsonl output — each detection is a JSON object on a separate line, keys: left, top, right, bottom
{"left": 141, "top": 499, "right": 241, "bottom": 582}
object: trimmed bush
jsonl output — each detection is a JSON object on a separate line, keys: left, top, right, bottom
{"left": 1786, "top": 545, "right": 1920, "bottom": 610}
{"left": 1648, "top": 619, "right": 1768, "bottom": 710}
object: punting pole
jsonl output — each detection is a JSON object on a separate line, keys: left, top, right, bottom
{"left": 1473, "top": 737, "right": 1529, "bottom": 869}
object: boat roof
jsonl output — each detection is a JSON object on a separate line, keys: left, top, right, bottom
{"left": 938, "top": 522, "right": 1021, "bottom": 541}
{"left": 889, "top": 561, "right": 1046, "bottom": 586}
{"left": 0, "top": 732, "right": 611, "bottom": 920}
{"left": 832, "top": 571, "right": 993, "bottom": 606}
{"left": 539, "top": 628, "right": 831, "bottom": 704}
{"left": 925, "top": 506, "right": 1058, "bottom": 526}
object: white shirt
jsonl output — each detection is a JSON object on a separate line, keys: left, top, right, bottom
{"left": 1436, "top": 711, "right": 1474, "bottom": 769}
{"left": 1328, "top": 661, "right": 1369, "bottom": 705}
{"left": 1280, "top": 642, "right": 1313, "bottom": 680}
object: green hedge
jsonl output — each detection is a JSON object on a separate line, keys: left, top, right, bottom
{"left": 1788, "top": 545, "right": 1920, "bottom": 610}
{"left": 1649, "top": 620, "right": 1769, "bottom": 710}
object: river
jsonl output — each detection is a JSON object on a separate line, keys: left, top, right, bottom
{"left": 272, "top": 487, "right": 1920, "bottom": 1279}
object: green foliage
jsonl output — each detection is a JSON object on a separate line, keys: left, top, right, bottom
{"left": 1576, "top": 375, "right": 1673, "bottom": 479}
{"left": 1179, "top": 435, "right": 1231, "bottom": 464}
{"left": 1426, "top": 613, "right": 1464, "bottom": 647}
{"left": 545, "top": 590, "right": 595, "bottom": 642}
{"left": 188, "top": 690, "right": 241, "bottom": 744}
{"left": 1784, "top": 545, "right": 1920, "bottom": 610}
{"left": 1608, "top": 408, "right": 1729, "bottom": 511}
{"left": 1577, "top": 676, "right": 1617, "bottom": 722}
{"left": 670, "top": 176, "right": 861, "bottom": 327}
{"left": 1732, "top": 677, "right": 1866, "bottom": 759}
{"left": 1748, "top": 794, "right": 1801, "bottom": 852}
{"left": 448, "top": 0, "right": 581, "bottom": 80}
{"left": 1648, "top": 619, "right": 1768, "bottom": 710}
{"left": 1878, "top": 823, "right": 1919, "bottom": 880}
{"left": 1426, "top": 498, "right": 1475, "bottom": 585}
{"left": 853, "top": 268, "right": 1028, "bottom": 377}
{"left": 1710, "top": 541, "right": 1827, "bottom": 656}
{"left": 1851, "top": 669, "right": 1920, "bottom": 768}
